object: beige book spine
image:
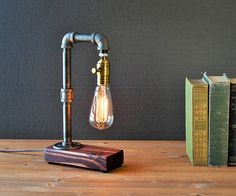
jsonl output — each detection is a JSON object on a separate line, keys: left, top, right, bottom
{"left": 193, "top": 85, "right": 208, "bottom": 165}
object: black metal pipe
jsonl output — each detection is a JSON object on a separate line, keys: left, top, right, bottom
{"left": 63, "top": 48, "right": 71, "bottom": 89}
{"left": 62, "top": 48, "right": 72, "bottom": 145}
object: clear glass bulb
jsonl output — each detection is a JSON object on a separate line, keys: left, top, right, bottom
{"left": 89, "top": 85, "right": 114, "bottom": 130}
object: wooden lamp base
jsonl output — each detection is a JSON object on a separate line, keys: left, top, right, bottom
{"left": 44, "top": 144, "right": 124, "bottom": 172}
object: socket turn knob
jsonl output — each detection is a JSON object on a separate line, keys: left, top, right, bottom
{"left": 91, "top": 67, "right": 101, "bottom": 74}
{"left": 91, "top": 68, "right": 97, "bottom": 74}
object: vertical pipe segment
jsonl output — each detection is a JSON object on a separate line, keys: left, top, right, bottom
{"left": 62, "top": 48, "right": 72, "bottom": 145}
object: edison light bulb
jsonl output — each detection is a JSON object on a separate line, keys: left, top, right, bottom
{"left": 89, "top": 85, "right": 114, "bottom": 130}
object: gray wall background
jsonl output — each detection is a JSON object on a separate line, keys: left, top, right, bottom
{"left": 0, "top": 0, "right": 236, "bottom": 140}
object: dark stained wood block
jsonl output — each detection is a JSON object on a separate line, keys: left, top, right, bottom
{"left": 44, "top": 144, "right": 124, "bottom": 172}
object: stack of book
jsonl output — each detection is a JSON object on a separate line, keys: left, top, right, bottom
{"left": 185, "top": 72, "right": 236, "bottom": 166}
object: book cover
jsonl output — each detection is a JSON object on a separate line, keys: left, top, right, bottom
{"left": 202, "top": 73, "right": 230, "bottom": 166}
{"left": 228, "top": 78, "right": 236, "bottom": 165}
{"left": 185, "top": 78, "right": 208, "bottom": 165}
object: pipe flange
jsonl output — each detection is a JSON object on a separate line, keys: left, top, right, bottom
{"left": 53, "top": 141, "right": 82, "bottom": 150}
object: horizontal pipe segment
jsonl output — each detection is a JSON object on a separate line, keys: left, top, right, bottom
{"left": 61, "top": 32, "right": 110, "bottom": 51}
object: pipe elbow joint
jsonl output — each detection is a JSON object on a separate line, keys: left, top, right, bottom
{"left": 61, "top": 32, "right": 75, "bottom": 48}
{"left": 92, "top": 33, "right": 110, "bottom": 51}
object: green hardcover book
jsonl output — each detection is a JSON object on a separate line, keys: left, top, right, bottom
{"left": 185, "top": 78, "right": 208, "bottom": 165}
{"left": 202, "top": 73, "right": 230, "bottom": 166}
{"left": 228, "top": 78, "right": 236, "bottom": 165}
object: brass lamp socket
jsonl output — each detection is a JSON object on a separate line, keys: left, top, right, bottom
{"left": 92, "top": 57, "right": 110, "bottom": 86}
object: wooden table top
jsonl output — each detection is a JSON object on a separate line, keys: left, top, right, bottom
{"left": 0, "top": 140, "right": 236, "bottom": 196}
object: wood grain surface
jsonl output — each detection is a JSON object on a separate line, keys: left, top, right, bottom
{"left": 0, "top": 140, "right": 236, "bottom": 196}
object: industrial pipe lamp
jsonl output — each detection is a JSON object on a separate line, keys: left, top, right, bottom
{"left": 44, "top": 32, "right": 124, "bottom": 172}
